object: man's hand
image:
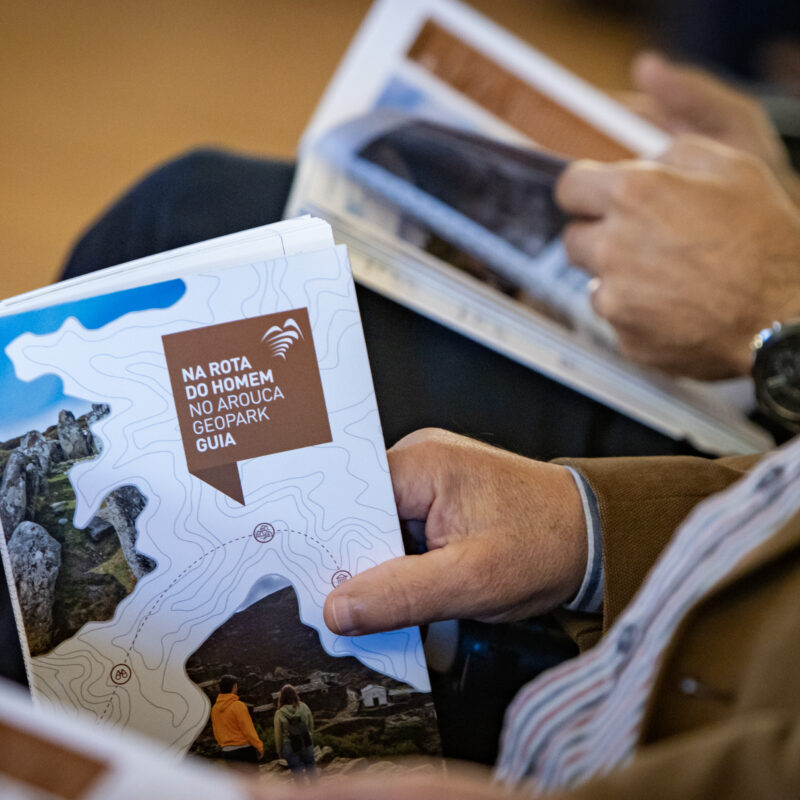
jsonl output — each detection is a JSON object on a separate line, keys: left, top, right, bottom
{"left": 626, "top": 52, "right": 800, "bottom": 204}
{"left": 556, "top": 136, "right": 800, "bottom": 379}
{"left": 323, "top": 429, "right": 587, "bottom": 636}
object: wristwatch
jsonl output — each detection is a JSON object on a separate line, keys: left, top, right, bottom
{"left": 751, "top": 319, "right": 800, "bottom": 433}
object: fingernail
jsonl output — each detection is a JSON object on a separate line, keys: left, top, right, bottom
{"left": 330, "top": 595, "right": 358, "bottom": 635}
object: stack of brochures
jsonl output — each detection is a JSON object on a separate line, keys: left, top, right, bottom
{"left": 0, "top": 217, "right": 440, "bottom": 779}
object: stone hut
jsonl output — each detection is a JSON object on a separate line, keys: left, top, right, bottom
{"left": 360, "top": 684, "right": 388, "bottom": 708}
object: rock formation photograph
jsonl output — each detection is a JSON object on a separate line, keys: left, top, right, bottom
{"left": 0, "top": 404, "right": 154, "bottom": 656}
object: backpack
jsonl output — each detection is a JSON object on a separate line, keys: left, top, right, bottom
{"left": 287, "top": 712, "right": 311, "bottom": 753}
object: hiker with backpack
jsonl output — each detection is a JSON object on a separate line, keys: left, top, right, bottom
{"left": 274, "top": 684, "right": 316, "bottom": 782}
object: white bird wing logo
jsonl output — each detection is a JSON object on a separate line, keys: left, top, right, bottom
{"left": 261, "top": 318, "right": 304, "bottom": 360}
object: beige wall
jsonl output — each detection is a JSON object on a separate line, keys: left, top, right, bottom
{"left": 0, "top": 1, "right": 646, "bottom": 298}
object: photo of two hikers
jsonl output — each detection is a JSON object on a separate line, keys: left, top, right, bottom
{"left": 211, "top": 676, "right": 316, "bottom": 783}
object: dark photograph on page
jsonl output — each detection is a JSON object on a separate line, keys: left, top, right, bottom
{"left": 358, "top": 120, "right": 568, "bottom": 260}
{"left": 358, "top": 120, "right": 573, "bottom": 325}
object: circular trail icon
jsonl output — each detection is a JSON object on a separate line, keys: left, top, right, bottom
{"left": 253, "top": 522, "right": 276, "bottom": 543}
{"left": 331, "top": 570, "right": 352, "bottom": 588}
{"left": 110, "top": 664, "right": 132, "bottom": 685}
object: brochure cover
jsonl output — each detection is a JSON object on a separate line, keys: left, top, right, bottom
{"left": 0, "top": 241, "right": 440, "bottom": 776}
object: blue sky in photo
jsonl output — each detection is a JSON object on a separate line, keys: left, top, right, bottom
{"left": 0, "top": 280, "right": 185, "bottom": 441}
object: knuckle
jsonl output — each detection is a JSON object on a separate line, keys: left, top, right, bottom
{"left": 562, "top": 224, "right": 584, "bottom": 262}
{"left": 733, "top": 149, "right": 768, "bottom": 181}
{"left": 737, "top": 92, "right": 765, "bottom": 121}
{"left": 591, "top": 283, "right": 625, "bottom": 324}
{"left": 590, "top": 282, "right": 612, "bottom": 319}
{"left": 610, "top": 168, "right": 649, "bottom": 208}
{"left": 556, "top": 159, "right": 601, "bottom": 207}
{"left": 553, "top": 168, "right": 573, "bottom": 204}
{"left": 668, "top": 133, "right": 707, "bottom": 162}
{"left": 562, "top": 222, "right": 578, "bottom": 252}
{"left": 399, "top": 427, "right": 449, "bottom": 451}
{"left": 593, "top": 234, "right": 618, "bottom": 274}
{"left": 387, "top": 572, "right": 417, "bottom": 629}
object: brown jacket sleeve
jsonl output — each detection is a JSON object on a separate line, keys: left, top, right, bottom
{"left": 546, "top": 709, "right": 800, "bottom": 800}
{"left": 554, "top": 453, "right": 760, "bottom": 644}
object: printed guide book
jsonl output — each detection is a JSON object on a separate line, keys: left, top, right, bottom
{"left": 0, "top": 216, "right": 440, "bottom": 781}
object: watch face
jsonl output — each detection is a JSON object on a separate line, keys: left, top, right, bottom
{"left": 754, "top": 328, "right": 800, "bottom": 431}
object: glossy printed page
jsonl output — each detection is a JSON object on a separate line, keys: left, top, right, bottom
{"left": 0, "top": 245, "right": 433, "bottom": 757}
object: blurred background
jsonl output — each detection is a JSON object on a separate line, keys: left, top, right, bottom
{"left": 2, "top": 0, "right": 798, "bottom": 299}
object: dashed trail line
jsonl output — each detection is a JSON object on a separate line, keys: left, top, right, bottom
{"left": 97, "top": 526, "right": 342, "bottom": 724}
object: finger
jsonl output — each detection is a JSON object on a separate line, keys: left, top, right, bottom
{"left": 588, "top": 277, "right": 611, "bottom": 321}
{"left": 554, "top": 159, "right": 618, "bottom": 218}
{"left": 587, "top": 277, "right": 602, "bottom": 305}
{"left": 562, "top": 220, "right": 608, "bottom": 275}
{"left": 588, "top": 277, "right": 639, "bottom": 327}
{"left": 324, "top": 540, "right": 490, "bottom": 635}
{"left": 631, "top": 51, "right": 730, "bottom": 132}
{"left": 616, "top": 90, "right": 672, "bottom": 130}
{"left": 386, "top": 431, "right": 440, "bottom": 521}
{"left": 657, "top": 133, "right": 736, "bottom": 171}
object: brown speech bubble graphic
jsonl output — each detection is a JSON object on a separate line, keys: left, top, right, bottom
{"left": 162, "top": 307, "right": 331, "bottom": 503}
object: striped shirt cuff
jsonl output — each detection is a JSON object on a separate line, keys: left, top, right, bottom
{"left": 562, "top": 466, "right": 604, "bottom": 614}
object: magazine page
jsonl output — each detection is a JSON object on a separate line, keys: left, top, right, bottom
{"left": 298, "top": 0, "right": 668, "bottom": 159}
{"left": 287, "top": 0, "right": 664, "bottom": 339}
{"left": 309, "top": 110, "right": 604, "bottom": 339}
{"left": 287, "top": 0, "right": 766, "bottom": 454}
{"left": 0, "top": 679, "right": 251, "bottom": 800}
{"left": 292, "top": 190, "right": 770, "bottom": 455}
{"left": 0, "top": 234, "right": 441, "bottom": 778}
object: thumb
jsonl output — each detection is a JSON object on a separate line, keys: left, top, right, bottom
{"left": 324, "top": 541, "right": 488, "bottom": 635}
{"left": 632, "top": 51, "right": 722, "bottom": 132}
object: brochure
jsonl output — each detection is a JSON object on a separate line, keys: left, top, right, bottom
{"left": 0, "top": 217, "right": 440, "bottom": 778}
{"left": 286, "top": 0, "right": 772, "bottom": 456}
{"left": 0, "top": 678, "right": 250, "bottom": 800}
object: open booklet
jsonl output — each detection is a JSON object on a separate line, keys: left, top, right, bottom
{"left": 0, "top": 217, "right": 440, "bottom": 777}
{"left": 286, "top": 0, "right": 772, "bottom": 456}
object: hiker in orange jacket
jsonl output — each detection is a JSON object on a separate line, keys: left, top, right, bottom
{"left": 210, "top": 674, "right": 264, "bottom": 771}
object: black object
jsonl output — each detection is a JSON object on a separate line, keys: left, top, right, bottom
{"left": 288, "top": 714, "right": 312, "bottom": 753}
{"left": 752, "top": 319, "right": 800, "bottom": 433}
{"left": 430, "top": 618, "right": 578, "bottom": 764}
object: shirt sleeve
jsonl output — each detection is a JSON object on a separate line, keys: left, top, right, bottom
{"left": 556, "top": 452, "right": 760, "bottom": 628}
{"left": 562, "top": 466, "right": 604, "bottom": 614}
